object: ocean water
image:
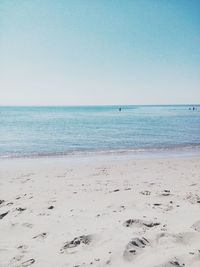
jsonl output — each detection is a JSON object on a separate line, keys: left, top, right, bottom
{"left": 0, "top": 105, "right": 200, "bottom": 158}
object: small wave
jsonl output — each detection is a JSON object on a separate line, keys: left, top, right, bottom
{"left": 1, "top": 144, "right": 200, "bottom": 159}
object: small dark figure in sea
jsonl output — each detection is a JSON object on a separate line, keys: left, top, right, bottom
{"left": 119, "top": 108, "right": 122, "bottom": 112}
{"left": 189, "top": 107, "right": 197, "bottom": 111}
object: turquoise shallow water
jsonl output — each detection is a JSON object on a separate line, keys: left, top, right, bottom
{"left": 0, "top": 105, "right": 200, "bottom": 158}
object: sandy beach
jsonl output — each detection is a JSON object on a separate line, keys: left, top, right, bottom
{"left": 0, "top": 155, "right": 200, "bottom": 267}
{"left": 1, "top": 0, "right": 200, "bottom": 266}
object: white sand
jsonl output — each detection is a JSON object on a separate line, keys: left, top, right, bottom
{"left": 0, "top": 155, "right": 200, "bottom": 267}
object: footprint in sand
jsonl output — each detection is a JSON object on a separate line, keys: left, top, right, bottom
{"left": 61, "top": 234, "right": 93, "bottom": 254}
{"left": 191, "top": 220, "right": 200, "bottom": 232}
{"left": 123, "top": 237, "right": 150, "bottom": 261}
{"left": 155, "top": 257, "right": 186, "bottom": 267}
{"left": 17, "top": 244, "right": 28, "bottom": 254}
{"left": 156, "top": 232, "right": 196, "bottom": 246}
{"left": 10, "top": 254, "right": 25, "bottom": 265}
{"left": 33, "top": 232, "right": 48, "bottom": 240}
{"left": 123, "top": 219, "right": 160, "bottom": 229}
{"left": 20, "top": 259, "right": 35, "bottom": 267}
{"left": 185, "top": 193, "right": 200, "bottom": 204}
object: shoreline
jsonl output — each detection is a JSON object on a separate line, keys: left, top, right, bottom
{"left": 1, "top": 144, "right": 200, "bottom": 162}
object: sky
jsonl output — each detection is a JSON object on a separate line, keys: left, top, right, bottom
{"left": 0, "top": 0, "right": 200, "bottom": 105}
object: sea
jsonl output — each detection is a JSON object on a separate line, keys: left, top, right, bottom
{"left": 0, "top": 105, "right": 200, "bottom": 159}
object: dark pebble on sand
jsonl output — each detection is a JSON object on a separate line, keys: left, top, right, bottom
{"left": 143, "top": 222, "right": 160, "bottom": 228}
{"left": 0, "top": 211, "right": 9, "bottom": 219}
{"left": 48, "top": 205, "right": 54, "bottom": 209}
{"left": 16, "top": 207, "right": 26, "bottom": 212}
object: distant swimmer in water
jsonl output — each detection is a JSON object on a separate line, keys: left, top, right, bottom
{"left": 119, "top": 108, "right": 122, "bottom": 112}
{"left": 189, "top": 107, "right": 197, "bottom": 111}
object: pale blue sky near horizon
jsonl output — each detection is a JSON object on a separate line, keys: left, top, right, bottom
{"left": 0, "top": 0, "right": 200, "bottom": 105}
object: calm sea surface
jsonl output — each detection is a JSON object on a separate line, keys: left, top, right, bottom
{"left": 0, "top": 105, "right": 200, "bottom": 158}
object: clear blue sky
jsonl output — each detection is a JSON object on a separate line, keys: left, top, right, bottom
{"left": 0, "top": 0, "right": 200, "bottom": 105}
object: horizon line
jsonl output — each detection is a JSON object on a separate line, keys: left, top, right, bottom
{"left": 0, "top": 104, "right": 200, "bottom": 107}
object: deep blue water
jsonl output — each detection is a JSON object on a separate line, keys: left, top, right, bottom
{"left": 0, "top": 105, "right": 200, "bottom": 158}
